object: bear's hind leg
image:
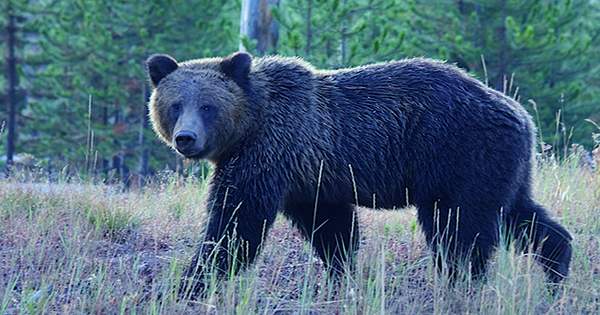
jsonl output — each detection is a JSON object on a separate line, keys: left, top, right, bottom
{"left": 286, "top": 202, "right": 360, "bottom": 276}
{"left": 506, "top": 197, "right": 572, "bottom": 284}
{"left": 417, "top": 200, "right": 498, "bottom": 282}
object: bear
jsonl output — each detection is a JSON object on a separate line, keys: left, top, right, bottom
{"left": 145, "top": 52, "right": 572, "bottom": 299}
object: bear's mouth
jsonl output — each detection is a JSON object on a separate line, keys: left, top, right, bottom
{"left": 177, "top": 146, "right": 211, "bottom": 160}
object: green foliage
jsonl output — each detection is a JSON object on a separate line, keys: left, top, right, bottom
{"left": 3, "top": 0, "right": 240, "bottom": 174}
{"left": 275, "top": 0, "right": 599, "bottom": 148}
{"left": 1, "top": 0, "right": 599, "bottom": 176}
{"left": 276, "top": 0, "right": 417, "bottom": 67}
{"left": 408, "top": 0, "right": 600, "bottom": 148}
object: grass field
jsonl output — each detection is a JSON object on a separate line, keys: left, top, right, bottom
{"left": 0, "top": 158, "right": 599, "bottom": 314}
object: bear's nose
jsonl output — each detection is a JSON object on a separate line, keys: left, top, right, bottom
{"left": 174, "top": 130, "right": 197, "bottom": 150}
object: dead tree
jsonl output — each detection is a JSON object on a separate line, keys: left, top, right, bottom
{"left": 4, "top": 1, "right": 19, "bottom": 168}
{"left": 240, "top": 0, "right": 280, "bottom": 55}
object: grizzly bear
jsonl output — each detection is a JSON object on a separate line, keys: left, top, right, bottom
{"left": 146, "top": 52, "right": 572, "bottom": 299}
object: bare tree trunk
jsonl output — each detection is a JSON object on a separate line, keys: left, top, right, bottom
{"left": 112, "top": 105, "right": 121, "bottom": 183}
{"left": 240, "top": 0, "right": 280, "bottom": 55}
{"left": 137, "top": 83, "right": 150, "bottom": 187}
{"left": 496, "top": 0, "right": 509, "bottom": 92}
{"left": 305, "top": 0, "right": 313, "bottom": 56}
{"left": 340, "top": 0, "right": 348, "bottom": 65}
{"left": 5, "top": 2, "right": 18, "bottom": 168}
{"left": 121, "top": 153, "right": 130, "bottom": 189}
{"left": 102, "top": 105, "right": 109, "bottom": 177}
{"left": 326, "top": 37, "right": 332, "bottom": 60}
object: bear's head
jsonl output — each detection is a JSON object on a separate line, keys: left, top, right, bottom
{"left": 146, "top": 52, "right": 253, "bottom": 162}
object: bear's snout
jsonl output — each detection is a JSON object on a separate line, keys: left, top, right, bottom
{"left": 174, "top": 130, "right": 204, "bottom": 157}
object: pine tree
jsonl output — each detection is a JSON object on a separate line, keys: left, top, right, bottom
{"left": 409, "top": 0, "right": 600, "bottom": 148}
{"left": 1, "top": 0, "right": 42, "bottom": 169}
{"left": 275, "top": 0, "right": 416, "bottom": 68}
{"left": 23, "top": 0, "right": 240, "bottom": 178}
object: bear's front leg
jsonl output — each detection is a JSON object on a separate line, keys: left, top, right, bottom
{"left": 178, "top": 177, "right": 280, "bottom": 300}
{"left": 286, "top": 202, "right": 360, "bottom": 277}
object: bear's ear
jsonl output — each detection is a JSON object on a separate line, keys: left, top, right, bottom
{"left": 146, "top": 54, "right": 179, "bottom": 87}
{"left": 220, "top": 52, "right": 252, "bottom": 85}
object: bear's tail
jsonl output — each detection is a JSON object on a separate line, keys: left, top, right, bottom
{"left": 504, "top": 195, "right": 572, "bottom": 284}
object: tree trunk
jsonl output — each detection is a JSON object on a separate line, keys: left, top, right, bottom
{"left": 102, "top": 105, "right": 109, "bottom": 177}
{"left": 137, "top": 83, "right": 150, "bottom": 187}
{"left": 305, "top": 0, "right": 313, "bottom": 56}
{"left": 340, "top": 0, "right": 348, "bottom": 65}
{"left": 112, "top": 105, "right": 121, "bottom": 183}
{"left": 240, "top": 0, "right": 280, "bottom": 55}
{"left": 5, "top": 2, "right": 18, "bottom": 168}
{"left": 496, "top": 0, "right": 509, "bottom": 93}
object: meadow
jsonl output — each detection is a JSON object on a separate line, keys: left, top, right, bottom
{"left": 0, "top": 157, "right": 598, "bottom": 314}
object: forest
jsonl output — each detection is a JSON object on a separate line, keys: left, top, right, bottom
{"left": 1, "top": 0, "right": 599, "bottom": 182}
{"left": 1, "top": 1, "right": 600, "bottom": 313}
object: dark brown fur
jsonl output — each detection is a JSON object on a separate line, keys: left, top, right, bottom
{"left": 146, "top": 52, "right": 572, "bottom": 300}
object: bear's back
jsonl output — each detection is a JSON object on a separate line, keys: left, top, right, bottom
{"left": 296, "top": 58, "right": 533, "bottom": 208}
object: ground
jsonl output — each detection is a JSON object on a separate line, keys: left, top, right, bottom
{"left": 0, "top": 158, "right": 599, "bottom": 314}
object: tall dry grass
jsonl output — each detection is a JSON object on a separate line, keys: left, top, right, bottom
{"left": 0, "top": 158, "right": 598, "bottom": 314}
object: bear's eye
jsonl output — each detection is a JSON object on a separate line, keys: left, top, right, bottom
{"left": 169, "top": 103, "right": 182, "bottom": 120}
{"left": 200, "top": 105, "right": 211, "bottom": 112}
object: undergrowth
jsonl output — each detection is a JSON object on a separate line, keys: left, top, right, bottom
{"left": 0, "top": 159, "right": 598, "bottom": 314}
